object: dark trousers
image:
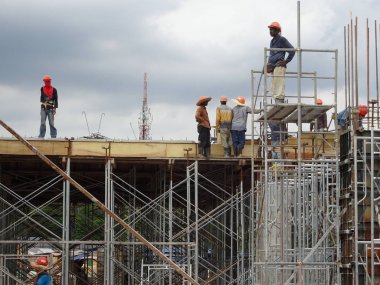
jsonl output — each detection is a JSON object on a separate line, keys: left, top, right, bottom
{"left": 231, "top": 130, "right": 246, "bottom": 151}
{"left": 197, "top": 125, "right": 211, "bottom": 149}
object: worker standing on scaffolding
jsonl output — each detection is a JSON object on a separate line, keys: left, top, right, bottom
{"left": 216, "top": 96, "right": 233, "bottom": 158}
{"left": 38, "top": 75, "right": 58, "bottom": 139}
{"left": 267, "top": 21, "right": 295, "bottom": 158}
{"left": 195, "top": 96, "right": 212, "bottom": 159}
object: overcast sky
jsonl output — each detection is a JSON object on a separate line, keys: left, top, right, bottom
{"left": 0, "top": 0, "right": 379, "bottom": 140}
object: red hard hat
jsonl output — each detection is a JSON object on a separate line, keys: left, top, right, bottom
{"left": 358, "top": 104, "right": 368, "bottom": 117}
{"left": 268, "top": 21, "right": 281, "bottom": 31}
{"left": 36, "top": 256, "right": 48, "bottom": 266}
{"left": 316, "top": 98, "right": 323, "bottom": 105}
{"left": 42, "top": 75, "right": 52, "bottom": 81}
{"left": 220, "top": 96, "right": 228, "bottom": 102}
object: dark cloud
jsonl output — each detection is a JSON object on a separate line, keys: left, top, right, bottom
{"left": 1, "top": 0, "right": 380, "bottom": 139}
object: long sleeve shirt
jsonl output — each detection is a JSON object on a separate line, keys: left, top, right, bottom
{"left": 216, "top": 105, "right": 232, "bottom": 129}
{"left": 195, "top": 106, "right": 211, "bottom": 128}
{"left": 268, "top": 35, "right": 295, "bottom": 67}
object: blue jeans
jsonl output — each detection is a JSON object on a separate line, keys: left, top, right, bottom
{"left": 231, "top": 130, "right": 246, "bottom": 151}
{"left": 39, "top": 108, "right": 57, "bottom": 138}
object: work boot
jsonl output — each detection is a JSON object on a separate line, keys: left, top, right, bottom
{"left": 198, "top": 147, "right": 205, "bottom": 159}
{"left": 204, "top": 146, "right": 211, "bottom": 160}
{"left": 223, "top": 148, "right": 230, "bottom": 158}
{"left": 233, "top": 147, "right": 238, "bottom": 157}
{"left": 237, "top": 148, "right": 242, "bottom": 158}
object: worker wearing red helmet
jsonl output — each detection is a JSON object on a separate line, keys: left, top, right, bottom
{"left": 30, "top": 256, "right": 52, "bottom": 284}
{"left": 358, "top": 104, "right": 368, "bottom": 130}
{"left": 310, "top": 98, "right": 328, "bottom": 131}
{"left": 38, "top": 75, "right": 59, "bottom": 138}
{"left": 216, "top": 96, "right": 233, "bottom": 158}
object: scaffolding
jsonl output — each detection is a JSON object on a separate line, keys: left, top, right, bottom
{"left": 250, "top": 17, "right": 340, "bottom": 283}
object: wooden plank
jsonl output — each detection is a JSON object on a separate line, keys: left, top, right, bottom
{"left": 0, "top": 138, "right": 69, "bottom": 155}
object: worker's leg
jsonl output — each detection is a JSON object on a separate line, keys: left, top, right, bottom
{"left": 269, "top": 123, "right": 281, "bottom": 159}
{"left": 270, "top": 66, "right": 286, "bottom": 101}
{"left": 236, "top": 130, "right": 246, "bottom": 157}
{"left": 231, "top": 130, "right": 240, "bottom": 157}
{"left": 204, "top": 128, "right": 211, "bottom": 159}
{"left": 220, "top": 128, "right": 231, "bottom": 158}
{"left": 38, "top": 109, "right": 48, "bottom": 138}
{"left": 198, "top": 125, "right": 210, "bottom": 158}
{"left": 47, "top": 110, "right": 57, "bottom": 138}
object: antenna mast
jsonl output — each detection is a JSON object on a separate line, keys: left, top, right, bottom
{"left": 138, "top": 72, "right": 152, "bottom": 140}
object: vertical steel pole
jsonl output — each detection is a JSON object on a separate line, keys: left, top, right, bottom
{"left": 62, "top": 157, "right": 70, "bottom": 285}
{"left": 169, "top": 162, "right": 173, "bottom": 285}
{"left": 194, "top": 162, "right": 199, "bottom": 282}
{"left": 375, "top": 20, "right": 379, "bottom": 127}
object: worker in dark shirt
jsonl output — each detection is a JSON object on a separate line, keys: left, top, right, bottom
{"left": 38, "top": 75, "right": 58, "bottom": 138}
{"left": 267, "top": 22, "right": 295, "bottom": 158}
{"left": 267, "top": 21, "right": 295, "bottom": 103}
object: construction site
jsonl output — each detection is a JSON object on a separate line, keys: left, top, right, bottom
{"left": 1, "top": 5, "right": 380, "bottom": 285}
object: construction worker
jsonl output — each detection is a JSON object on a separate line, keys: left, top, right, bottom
{"left": 266, "top": 21, "right": 295, "bottom": 103}
{"left": 266, "top": 22, "right": 294, "bottom": 156}
{"left": 231, "top": 96, "right": 251, "bottom": 157}
{"left": 38, "top": 75, "right": 58, "bottom": 138}
{"left": 195, "top": 96, "right": 212, "bottom": 159}
{"left": 310, "top": 98, "right": 328, "bottom": 131}
{"left": 30, "top": 256, "right": 52, "bottom": 285}
{"left": 358, "top": 104, "right": 368, "bottom": 131}
{"left": 216, "top": 96, "right": 233, "bottom": 158}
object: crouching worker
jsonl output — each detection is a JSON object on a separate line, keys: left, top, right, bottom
{"left": 310, "top": 98, "right": 327, "bottom": 132}
{"left": 30, "top": 256, "right": 52, "bottom": 285}
{"left": 195, "top": 96, "right": 212, "bottom": 159}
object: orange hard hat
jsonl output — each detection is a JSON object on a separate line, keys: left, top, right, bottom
{"left": 220, "top": 96, "right": 228, "bottom": 102}
{"left": 316, "top": 98, "right": 323, "bottom": 105}
{"left": 196, "top": 96, "right": 212, "bottom": 106}
{"left": 358, "top": 104, "right": 368, "bottom": 117}
{"left": 36, "top": 256, "right": 48, "bottom": 266}
{"left": 232, "top": 96, "right": 245, "bottom": 106}
{"left": 268, "top": 21, "right": 281, "bottom": 31}
{"left": 42, "top": 75, "right": 52, "bottom": 81}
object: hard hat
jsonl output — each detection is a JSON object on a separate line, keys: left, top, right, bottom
{"left": 42, "top": 75, "right": 52, "bottom": 81}
{"left": 232, "top": 96, "right": 245, "bottom": 106}
{"left": 36, "top": 256, "right": 48, "bottom": 266}
{"left": 268, "top": 22, "right": 281, "bottom": 31}
{"left": 316, "top": 98, "right": 323, "bottom": 105}
{"left": 220, "top": 96, "right": 228, "bottom": 102}
{"left": 196, "top": 96, "right": 212, "bottom": 106}
{"left": 358, "top": 104, "right": 368, "bottom": 117}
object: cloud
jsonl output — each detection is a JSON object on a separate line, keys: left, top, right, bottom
{"left": 0, "top": 0, "right": 379, "bottom": 140}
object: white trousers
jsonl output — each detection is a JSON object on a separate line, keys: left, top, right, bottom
{"left": 270, "top": 66, "right": 286, "bottom": 100}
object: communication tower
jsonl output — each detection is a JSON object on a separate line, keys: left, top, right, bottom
{"left": 138, "top": 72, "right": 152, "bottom": 140}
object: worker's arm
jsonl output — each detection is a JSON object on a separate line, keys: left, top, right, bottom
{"left": 278, "top": 37, "right": 295, "bottom": 67}
{"left": 195, "top": 107, "right": 204, "bottom": 123}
